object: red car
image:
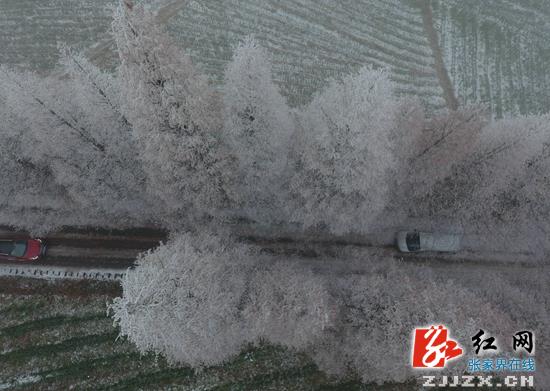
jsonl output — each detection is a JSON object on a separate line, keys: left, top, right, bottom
{"left": 0, "top": 238, "right": 46, "bottom": 261}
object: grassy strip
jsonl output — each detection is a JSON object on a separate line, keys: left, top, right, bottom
{"left": 0, "top": 313, "right": 106, "bottom": 338}
{"left": 92, "top": 367, "right": 195, "bottom": 391}
{"left": 209, "top": 363, "right": 320, "bottom": 391}
{"left": 40, "top": 352, "right": 142, "bottom": 379}
{"left": 0, "top": 276, "right": 122, "bottom": 297}
{"left": 91, "top": 345, "right": 303, "bottom": 391}
{"left": 0, "top": 332, "right": 119, "bottom": 365}
{"left": 316, "top": 381, "right": 365, "bottom": 391}
{"left": 0, "top": 299, "right": 46, "bottom": 319}
{"left": 12, "top": 352, "right": 145, "bottom": 390}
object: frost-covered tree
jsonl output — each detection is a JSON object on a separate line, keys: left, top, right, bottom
{"left": 390, "top": 109, "right": 550, "bottom": 255}
{"left": 113, "top": 2, "right": 231, "bottom": 222}
{"left": 222, "top": 38, "right": 294, "bottom": 223}
{"left": 0, "top": 96, "right": 79, "bottom": 235}
{"left": 0, "top": 56, "right": 154, "bottom": 232}
{"left": 461, "top": 115, "right": 550, "bottom": 253}
{"left": 289, "top": 67, "right": 400, "bottom": 234}
{"left": 311, "top": 261, "right": 524, "bottom": 384}
{"left": 394, "top": 107, "right": 487, "bottom": 221}
{"left": 111, "top": 233, "right": 550, "bottom": 385}
{"left": 110, "top": 231, "right": 335, "bottom": 367}
{"left": 110, "top": 232, "right": 252, "bottom": 367}
{"left": 243, "top": 259, "right": 336, "bottom": 351}
{"left": 409, "top": 106, "right": 487, "bottom": 186}
{"left": 3, "top": 3, "right": 549, "bottom": 384}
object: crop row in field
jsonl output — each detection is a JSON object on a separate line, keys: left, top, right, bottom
{"left": 434, "top": 0, "right": 550, "bottom": 117}
{"left": 0, "top": 281, "right": 382, "bottom": 390}
{"left": 4, "top": 0, "right": 548, "bottom": 116}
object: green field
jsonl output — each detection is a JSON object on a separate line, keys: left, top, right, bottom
{"left": 1, "top": 278, "right": 396, "bottom": 390}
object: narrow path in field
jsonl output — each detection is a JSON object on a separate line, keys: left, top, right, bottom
{"left": 419, "top": 0, "right": 459, "bottom": 110}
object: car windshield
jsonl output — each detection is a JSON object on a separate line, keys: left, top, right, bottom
{"left": 406, "top": 232, "right": 421, "bottom": 252}
{"left": 0, "top": 240, "right": 27, "bottom": 257}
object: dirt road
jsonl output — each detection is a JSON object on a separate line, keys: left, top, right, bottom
{"left": 0, "top": 225, "right": 546, "bottom": 281}
{"left": 0, "top": 226, "right": 167, "bottom": 270}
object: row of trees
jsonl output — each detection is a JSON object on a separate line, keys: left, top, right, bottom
{"left": 2, "top": 1, "right": 550, "bottom": 385}
{"left": 2, "top": 1, "right": 549, "bottom": 246}
{"left": 111, "top": 230, "right": 550, "bottom": 384}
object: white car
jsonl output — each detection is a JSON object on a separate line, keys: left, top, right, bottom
{"left": 396, "top": 231, "right": 461, "bottom": 253}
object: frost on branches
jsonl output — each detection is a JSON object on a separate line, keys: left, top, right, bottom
{"left": 397, "top": 110, "right": 550, "bottom": 254}
{"left": 222, "top": 38, "right": 294, "bottom": 223}
{"left": 0, "top": 1, "right": 410, "bottom": 236}
{"left": 0, "top": 94, "right": 77, "bottom": 235}
{"left": 110, "top": 231, "right": 334, "bottom": 367}
{"left": 113, "top": 4, "right": 230, "bottom": 222}
{"left": 111, "top": 232, "right": 550, "bottom": 384}
{"left": 1, "top": 0, "right": 549, "bottom": 240}
{"left": 2, "top": 0, "right": 550, "bottom": 386}
{"left": 462, "top": 115, "right": 550, "bottom": 253}
{"left": 0, "top": 52, "right": 153, "bottom": 234}
{"left": 289, "top": 67, "right": 399, "bottom": 234}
